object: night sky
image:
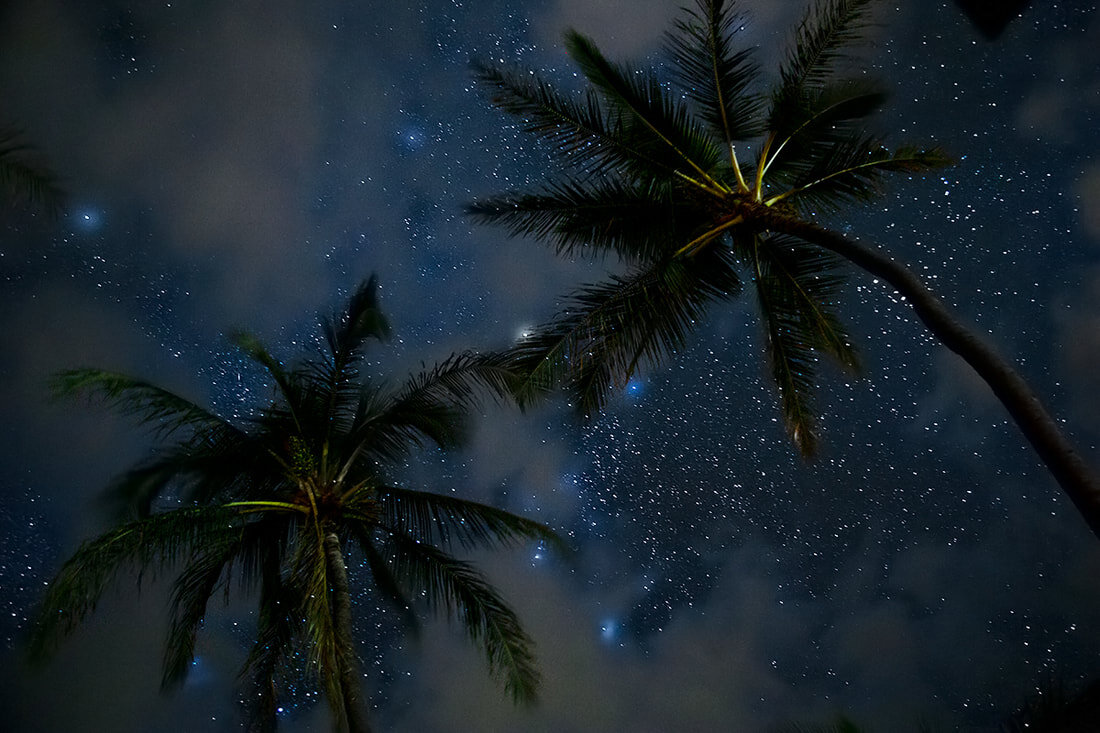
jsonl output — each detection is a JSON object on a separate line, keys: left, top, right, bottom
{"left": 2, "top": 1, "right": 1099, "bottom": 731}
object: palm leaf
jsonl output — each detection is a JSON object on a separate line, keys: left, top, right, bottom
{"left": 774, "top": 0, "right": 875, "bottom": 104}
{"left": 385, "top": 533, "right": 541, "bottom": 704}
{"left": 378, "top": 485, "right": 565, "bottom": 552}
{"left": 348, "top": 523, "right": 421, "bottom": 633}
{"left": 343, "top": 352, "right": 518, "bottom": 467}
{"left": 322, "top": 275, "right": 391, "bottom": 362}
{"left": 162, "top": 543, "right": 236, "bottom": 689}
{"left": 666, "top": 0, "right": 765, "bottom": 154}
{"left": 564, "top": 30, "right": 726, "bottom": 191}
{"left": 751, "top": 234, "right": 861, "bottom": 457}
{"left": 309, "top": 276, "right": 393, "bottom": 435}
{"left": 51, "top": 368, "right": 237, "bottom": 440}
{"left": 764, "top": 80, "right": 890, "bottom": 185}
{"left": 777, "top": 141, "right": 952, "bottom": 213}
{"left": 473, "top": 60, "right": 701, "bottom": 183}
{"left": 239, "top": 578, "right": 302, "bottom": 733}
{"left": 467, "top": 178, "right": 704, "bottom": 263}
{"left": 29, "top": 505, "right": 245, "bottom": 658}
{"left": 162, "top": 514, "right": 291, "bottom": 690}
{"left": 506, "top": 246, "right": 742, "bottom": 415}
{"left": 231, "top": 332, "right": 304, "bottom": 415}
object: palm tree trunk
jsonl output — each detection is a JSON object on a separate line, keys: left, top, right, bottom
{"left": 323, "top": 531, "right": 372, "bottom": 733}
{"left": 766, "top": 214, "right": 1100, "bottom": 540}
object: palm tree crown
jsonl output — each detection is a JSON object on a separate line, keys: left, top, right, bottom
{"left": 470, "top": 0, "right": 1100, "bottom": 537}
{"left": 471, "top": 0, "right": 947, "bottom": 456}
{"left": 30, "top": 276, "right": 561, "bottom": 732}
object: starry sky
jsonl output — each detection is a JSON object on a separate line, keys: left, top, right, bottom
{"left": 1, "top": 1, "right": 1099, "bottom": 731}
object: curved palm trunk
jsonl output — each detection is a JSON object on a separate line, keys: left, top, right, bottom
{"left": 765, "top": 214, "right": 1100, "bottom": 540}
{"left": 323, "top": 531, "right": 372, "bottom": 733}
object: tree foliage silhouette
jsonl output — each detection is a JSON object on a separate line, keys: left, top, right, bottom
{"left": 469, "top": 0, "right": 1100, "bottom": 539}
{"left": 30, "top": 277, "right": 560, "bottom": 732}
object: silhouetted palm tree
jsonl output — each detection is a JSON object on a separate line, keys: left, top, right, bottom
{"left": 469, "top": 0, "right": 1100, "bottom": 538}
{"left": 0, "top": 124, "right": 64, "bottom": 215}
{"left": 29, "top": 277, "right": 560, "bottom": 732}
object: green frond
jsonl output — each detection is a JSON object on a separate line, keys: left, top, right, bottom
{"left": 0, "top": 126, "right": 65, "bottom": 215}
{"left": 467, "top": 178, "right": 705, "bottom": 263}
{"left": 386, "top": 534, "right": 541, "bottom": 704}
{"left": 307, "top": 275, "right": 393, "bottom": 433}
{"left": 751, "top": 234, "right": 861, "bottom": 457}
{"left": 162, "top": 543, "right": 236, "bottom": 690}
{"left": 101, "top": 459, "right": 187, "bottom": 519}
{"left": 100, "top": 425, "right": 272, "bottom": 517}
{"left": 29, "top": 505, "right": 245, "bottom": 659}
{"left": 379, "top": 485, "right": 565, "bottom": 552}
{"left": 775, "top": 0, "right": 875, "bottom": 103}
{"left": 775, "top": 141, "right": 952, "bottom": 213}
{"left": 666, "top": 0, "right": 765, "bottom": 152}
{"left": 506, "top": 246, "right": 742, "bottom": 416}
{"left": 239, "top": 579, "right": 302, "bottom": 733}
{"left": 343, "top": 351, "right": 519, "bottom": 468}
{"left": 401, "top": 351, "right": 519, "bottom": 410}
{"left": 756, "top": 235, "right": 860, "bottom": 370}
{"left": 564, "top": 30, "right": 726, "bottom": 191}
{"left": 473, "top": 60, "right": 689, "bottom": 182}
{"left": 764, "top": 81, "right": 889, "bottom": 184}
{"left": 231, "top": 332, "right": 303, "bottom": 410}
{"left": 322, "top": 275, "right": 391, "bottom": 360}
{"left": 349, "top": 523, "right": 421, "bottom": 633}
{"left": 51, "top": 368, "right": 237, "bottom": 440}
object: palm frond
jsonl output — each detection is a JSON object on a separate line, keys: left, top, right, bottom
{"left": 162, "top": 543, "right": 235, "bottom": 690}
{"left": 765, "top": 80, "right": 889, "bottom": 183}
{"left": 505, "top": 246, "right": 741, "bottom": 416}
{"left": 239, "top": 578, "right": 302, "bottom": 733}
{"left": 386, "top": 534, "right": 540, "bottom": 704}
{"left": 774, "top": 0, "right": 875, "bottom": 105}
{"left": 29, "top": 505, "right": 245, "bottom": 658}
{"left": 379, "top": 485, "right": 565, "bottom": 552}
{"left": 0, "top": 126, "right": 65, "bottom": 215}
{"left": 322, "top": 275, "right": 391, "bottom": 361}
{"left": 51, "top": 368, "right": 237, "bottom": 440}
{"left": 752, "top": 234, "right": 861, "bottom": 457}
{"left": 307, "top": 276, "right": 393, "bottom": 433}
{"left": 344, "top": 352, "right": 518, "bottom": 467}
{"left": 777, "top": 141, "right": 952, "bottom": 213}
{"left": 348, "top": 523, "right": 421, "bottom": 633}
{"left": 162, "top": 514, "right": 293, "bottom": 690}
{"left": 467, "top": 178, "right": 704, "bottom": 263}
{"left": 564, "top": 30, "right": 726, "bottom": 191}
{"left": 666, "top": 0, "right": 765, "bottom": 153}
{"left": 474, "top": 60, "right": 693, "bottom": 182}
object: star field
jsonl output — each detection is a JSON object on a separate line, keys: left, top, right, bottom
{"left": 1, "top": 1, "right": 1099, "bottom": 731}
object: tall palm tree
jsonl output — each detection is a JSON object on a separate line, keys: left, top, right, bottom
{"left": 29, "top": 276, "right": 561, "bottom": 732}
{"left": 0, "top": 124, "right": 64, "bottom": 215}
{"left": 468, "top": 0, "right": 1100, "bottom": 538}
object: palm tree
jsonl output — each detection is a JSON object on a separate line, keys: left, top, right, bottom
{"left": 0, "top": 124, "right": 64, "bottom": 215}
{"left": 29, "top": 276, "right": 561, "bottom": 732}
{"left": 468, "top": 0, "right": 1100, "bottom": 539}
